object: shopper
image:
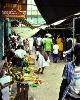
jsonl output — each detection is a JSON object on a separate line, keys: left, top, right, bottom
{"left": 58, "top": 43, "right": 80, "bottom": 100}
{"left": 36, "top": 46, "right": 49, "bottom": 74}
{"left": 44, "top": 35, "right": 53, "bottom": 56}
{"left": 53, "top": 41, "right": 59, "bottom": 63}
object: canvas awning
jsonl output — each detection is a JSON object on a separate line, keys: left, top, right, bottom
{"left": 34, "top": 0, "right": 80, "bottom": 24}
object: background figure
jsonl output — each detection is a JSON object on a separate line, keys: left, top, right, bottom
{"left": 28, "top": 37, "right": 34, "bottom": 53}
{"left": 0, "top": 68, "right": 10, "bottom": 100}
{"left": 44, "top": 35, "right": 53, "bottom": 56}
{"left": 63, "top": 47, "right": 73, "bottom": 62}
{"left": 65, "top": 37, "right": 76, "bottom": 62}
{"left": 24, "top": 38, "right": 29, "bottom": 53}
{"left": 15, "top": 46, "right": 27, "bottom": 67}
{"left": 58, "top": 39, "right": 63, "bottom": 60}
{"left": 17, "top": 37, "right": 24, "bottom": 49}
{"left": 36, "top": 36, "right": 42, "bottom": 48}
{"left": 0, "top": 56, "right": 8, "bottom": 69}
{"left": 56, "top": 37, "right": 63, "bottom": 60}
{"left": 53, "top": 41, "right": 59, "bottom": 63}
{"left": 33, "top": 37, "right": 37, "bottom": 51}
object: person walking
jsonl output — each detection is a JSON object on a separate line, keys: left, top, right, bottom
{"left": 53, "top": 41, "right": 59, "bottom": 63}
{"left": 36, "top": 46, "right": 49, "bottom": 74}
{"left": 44, "top": 35, "right": 53, "bottom": 56}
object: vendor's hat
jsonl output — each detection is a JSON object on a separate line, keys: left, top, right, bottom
{"left": 46, "top": 33, "right": 52, "bottom": 37}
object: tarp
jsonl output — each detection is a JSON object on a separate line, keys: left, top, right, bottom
{"left": 34, "top": 0, "right": 80, "bottom": 24}
{"left": 11, "top": 27, "right": 40, "bottom": 39}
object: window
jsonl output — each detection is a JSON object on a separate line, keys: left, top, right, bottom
{"left": 27, "top": 0, "right": 45, "bottom": 25}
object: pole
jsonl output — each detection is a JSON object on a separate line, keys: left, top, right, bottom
{"left": 7, "top": 18, "right": 11, "bottom": 35}
{"left": 3, "top": 18, "right": 4, "bottom": 56}
{"left": 72, "top": 18, "right": 76, "bottom": 60}
{"left": 72, "top": 18, "right": 75, "bottom": 48}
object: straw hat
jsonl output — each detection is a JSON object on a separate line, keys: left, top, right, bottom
{"left": 46, "top": 33, "right": 52, "bottom": 37}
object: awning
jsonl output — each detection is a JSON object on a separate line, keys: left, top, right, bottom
{"left": 34, "top": 0, "right": 80, "bottom": 24}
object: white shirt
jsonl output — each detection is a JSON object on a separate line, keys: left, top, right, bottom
{"left": 0, "top": 75, "right": 11, "bottom": 100}
{"left": 42, "top": 38, "right": 46, "bottom": 44}
{"left": 15, "top": 49, "right": 26, "bottom": 58}
{"left": 37, "top": 37, "right": 42, "bottom": 46}
{"left": 53, "top": 44, "right": 59, "bottom": 54}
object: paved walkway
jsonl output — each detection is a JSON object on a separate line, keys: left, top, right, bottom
{"left": 11, "top": 51, "right": 66, "bottom": 100}
{"left": 29, "top": 52, "right": 66, "bottom": 100}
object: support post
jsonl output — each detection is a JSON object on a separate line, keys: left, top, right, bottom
{"left": 0, "top": 18, "right": 4, "bottom": 60}
{"left": 72, "top": 18, "right": 75, "bottom": 60}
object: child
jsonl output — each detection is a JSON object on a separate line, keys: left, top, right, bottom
{"left": 36, "top": 46, "right": 50, "bottom": 74}
{"left": 53, "top": 41, "right": 59, "bottom": 63}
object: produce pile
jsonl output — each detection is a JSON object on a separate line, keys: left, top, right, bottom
{"left": 8, "top": 55, "right": 43, "bottom": 87}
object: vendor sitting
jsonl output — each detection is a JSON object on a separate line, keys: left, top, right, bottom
{"left": 0, "top": 62, "right": 14, "bottom": 100}
{"left": 15, "top": 45, "right": 27, "bottom": 67}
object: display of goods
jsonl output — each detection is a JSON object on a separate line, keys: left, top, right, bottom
{"left": 23, "top": 67, "right": 33, "bottom": 74}
{"left": 28, "top": 81, "right": 39, "bottom": 87}
{"left": 15, "top": 72, "right": 24, "bottom": 81}
{"left": 32, "top": 79, "right": 43, "bottom": 84}
{"left": 23, "top": 73, "right": 38, "bottom": 81}
{"left": 33, "top": 70, "right": 38, "bottom": 73}
{"left": 31, "top": 83, "right": 39, "bottom": 87}
{"left": 8, "top": 65, "right": 23, "bottom": 80}
{"left": 23, "top": 74, "right": 33, "bottom": 80}
{"left": 23, "top": 56, "right": 29, "bottom": 67}
{"left": 28, "top": 59, "right": 35, "bottom": 65}
{"left": 28, "top": 56, "right": 35, "bottom": 65}
{"left": 10, "top": 96, "right": 15, "bottom": 100}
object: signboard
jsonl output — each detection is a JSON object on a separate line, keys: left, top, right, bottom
{"left": 2, "top": 0, "right": 26, "bottom": 18}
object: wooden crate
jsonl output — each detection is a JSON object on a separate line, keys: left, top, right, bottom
{"left": 15, "top": 82, "right": 29, "bottom": 100}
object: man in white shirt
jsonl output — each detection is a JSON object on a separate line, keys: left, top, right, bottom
{"left": 15, "top": 46, "right": 27, "bottom": 67}
{"left": 53, "top": 41, "right": 59, "bottom": 63}
{"left": 15, "top": 47, "right": 26, "bottom": 59}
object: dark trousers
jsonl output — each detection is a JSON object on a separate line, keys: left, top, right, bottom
{"left": 53, "top": 54, "right": 58, "bottom": 63}
{"left": 59, "top": 51, "right": 63, "bottom": 60}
